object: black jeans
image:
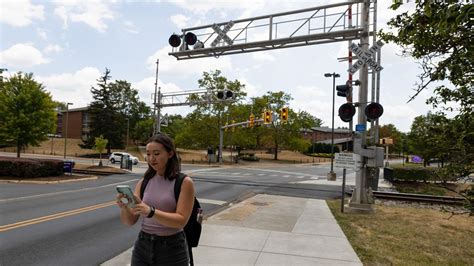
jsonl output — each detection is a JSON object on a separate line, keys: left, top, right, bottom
{"left": 131, "top": 231, "right": 189, "bottom": 266}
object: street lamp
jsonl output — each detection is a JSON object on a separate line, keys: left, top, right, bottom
{"left": 125, "top": 118, "right": 130, "bottom": 151}
{"left": 324, "top": 72, "right": 340, "bottom": 180}
{"left": 63, "top": 103, "right": 73, "bottom": 159}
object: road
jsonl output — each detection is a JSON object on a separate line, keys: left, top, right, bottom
{"left": 0, "top": 162, "right": 351, "bottom": 265}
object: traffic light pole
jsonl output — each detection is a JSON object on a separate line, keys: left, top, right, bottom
{"left": 346, "top": 0, "right": 374, "bottom": 213}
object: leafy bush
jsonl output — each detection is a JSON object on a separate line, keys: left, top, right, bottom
{"left": 240, "top": 153, "right": 260, "bottom": 161}
{"left": 0, "top": 156, "right": 64, "bottom": 178}
{"left": 390, "top": 167, "right": 437, "bottom": 182}
{"left": 306, "top": 143, "right": 340, "bottom": 154}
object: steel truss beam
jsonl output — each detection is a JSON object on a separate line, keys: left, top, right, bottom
{"left": 169, "top": 0, "right": 365, "bottom": 60}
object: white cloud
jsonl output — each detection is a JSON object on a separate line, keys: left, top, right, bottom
{"left": 37, "top": 67, "right": 102, "bottom": 107}
{"left": 132, "top": 76, "right": 195, "bottom": 117}
{"left": 43, "top": 44, "right": 63, "bottom": 54}
{"left": 53, "top": 0, "right": 115, "bottom": 32}
{"left": 37, "top": 28, "right": 48, "bottom": 40}
{"left": 0, "top": 43, "right": 49, "bottom": 68}
{"left": 170, "top": 14, "right": 190, "bottom": 28}
{"left": 123, "top": 20, "right": 139, "bottom": 34}
{"left": 146, "top": 46, "right": 233, "bottom": 76}
{"left": 252, "top": 52, "right": 276, "bottom": 62}
{"left": 168, "top": 0, "right": 265, "bottom": 15}
{"left": 0, "top": 0, "right": 44, "bottom": 27}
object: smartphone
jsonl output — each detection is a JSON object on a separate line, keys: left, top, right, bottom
{"left": 116, "top": 185, "right": 136, "bottom": 208}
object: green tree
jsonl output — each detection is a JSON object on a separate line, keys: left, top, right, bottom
{"left": 380, "top": 1, "right": 473, "bottom": 114}
{"left": 369, "top": 124, "right": 405, "bottom": 154}
{"left": 94, "top": 135, "right": 108, "bottom": 166}
{"left": 83, "top": 69, "right": 149, "bottom": 153}
{"left": 382, "top": 1, "right": 473, "bottom": 214}
{"left": 408, "top": 112, "right": 447, "bottom": 166}
{"left": 0, "top": 72, "right": 57, "bottom": 158}
{"left": 180, "top": 70, "right": 247, "bottom": 149}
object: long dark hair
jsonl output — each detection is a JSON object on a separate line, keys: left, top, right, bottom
{"left": 143, "top": 133, "right": 180, "bottom": 181}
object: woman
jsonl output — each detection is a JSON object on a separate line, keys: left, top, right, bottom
{"left": 116, "top": 134, "right": 195, "bottom": 265}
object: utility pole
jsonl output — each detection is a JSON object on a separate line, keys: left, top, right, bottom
{"left": 153, "top": 59, "right": 160, "bottom": 135}
{"left": 346, "top": 0, "right": 374, "bottom": 213}
{"left": 64, "top": 103, "right": 73, "bottom": 159}
{"left": 125, "top": 118, "right": 130, "bottom": 151}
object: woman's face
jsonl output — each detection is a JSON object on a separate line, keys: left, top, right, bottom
{"left": 146, "top": 141, "right": 173, "bottom": 174}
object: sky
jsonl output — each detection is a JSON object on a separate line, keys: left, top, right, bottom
{"left": 0, "top": 0, "right": 450, "bottom": 133}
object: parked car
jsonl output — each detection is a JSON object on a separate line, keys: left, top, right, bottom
{"left": 109, "top": 152, "right": 139, "bottom": 165}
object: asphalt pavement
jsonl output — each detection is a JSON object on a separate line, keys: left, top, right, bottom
{"left": 102, "top": 193, "right": 363, "bottom": 266}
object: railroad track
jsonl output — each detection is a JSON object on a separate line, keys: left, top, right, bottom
{"left": 347, "top": 190, "right": 465, "bottom": 205}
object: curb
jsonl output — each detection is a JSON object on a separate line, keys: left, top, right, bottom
{"left": 0, "top": 176, "right": 98, "bottom": 184}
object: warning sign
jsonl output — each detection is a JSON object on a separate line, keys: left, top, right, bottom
{"left": 334, "top": 153, "right": 360, "bottom": 170}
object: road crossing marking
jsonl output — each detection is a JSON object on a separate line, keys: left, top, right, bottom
{"left": 199, "top": 198, "right": 227, "bottom": 206}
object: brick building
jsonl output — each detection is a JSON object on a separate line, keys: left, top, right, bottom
{"left": 56, "top": 106, "right": 91, "bottom": 140}
{"left": 302, "top": 127, "right": 352, "bottom": 151}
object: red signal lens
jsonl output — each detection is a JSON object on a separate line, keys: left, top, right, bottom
{"left": 338, "top": 103, "right": 356, "bottom": 122}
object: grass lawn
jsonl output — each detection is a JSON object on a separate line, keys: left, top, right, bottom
{"left": 327, "top": 200, "right": 474, "bottom": 265}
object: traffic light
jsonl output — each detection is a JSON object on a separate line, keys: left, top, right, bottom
{"left": 217, "top": 90, "right": 234, "bottom": 100}
{"left": 249, "top": 114, "right": 255, "bottom": 128}
{"left": 264, "top": 111, "right": 272, "bottom": 124}
{"left": 365, "top": 102, "right": 384, "bottom": 121}
{"left": 338, "top": 103, "right": 356, "bottom": 122}
{"left": 169, "top": 32, "right": 198, "bottom": 49}
{"left": 336, "top": 83, "right": 351, "bottom": 97}
{"left": 280, "top": 107, "right": 288, "bottom": 122}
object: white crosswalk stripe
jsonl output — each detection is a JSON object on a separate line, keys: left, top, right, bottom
{"left": 199, "top": 198, "right": 227, "bottom": 206}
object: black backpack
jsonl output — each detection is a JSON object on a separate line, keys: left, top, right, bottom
{"left": 140, "top": 173, "right": 202, "bottom": 247}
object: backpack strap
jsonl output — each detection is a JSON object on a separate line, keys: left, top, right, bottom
{"left": 140, "top": 177, "right": 150, "bottom": 200}
{"left": 174, "top": 173, "right": 186, "bottom": 202}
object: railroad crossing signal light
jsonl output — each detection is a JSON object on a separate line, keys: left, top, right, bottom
{"left": 338, "top": 103, "right": 356, "bottom": 122}
{"left": 365, "top": 102, "right": 384, "bottom": 121}
{"left": 168, "top": 33, "right": 181, "bottom": 47}
{"left": 249, "top": 114, "right": 255, "bottom": 128}
{"left": 217, "top": 90, "right": 234, "bottom": 100}
{"left": 336, "top": 84, "right": 351, "bottom": 97}
{"left": 169, "top": 32, "right": 198, "bottom": 48}
{"left": 280, "top": 107, "right": 288, "bottom": 122}
{"left": 264, "top": 111, "right": 272, "bottom": 124}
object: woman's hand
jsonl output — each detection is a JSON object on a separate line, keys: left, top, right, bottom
{"left": 131, "top": 195, "right": 152, "bottom": 216}
{"left": 116, "top": 193, "right": 129, "bottom": 209}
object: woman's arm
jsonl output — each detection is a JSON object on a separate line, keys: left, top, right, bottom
{"left": 131, "top": 176, "right": 195, "bottom": 229}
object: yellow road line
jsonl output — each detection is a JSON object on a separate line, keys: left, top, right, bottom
{"left": 0, "top": 201, "right": 116, "bottom": 232}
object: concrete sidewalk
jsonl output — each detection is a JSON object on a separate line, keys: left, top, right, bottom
{"left": 102, "top": 194, "right": 361, "bottom": 266}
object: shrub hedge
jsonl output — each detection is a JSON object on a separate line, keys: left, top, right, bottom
{"left": 0, "top": 156, "right": 64, "bottom": 178}
{"left": 384, "top": 167, "right": 437, "bottom": 182}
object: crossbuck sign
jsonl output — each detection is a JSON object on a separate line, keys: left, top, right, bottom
{"left": 211, "top": 21, "right": 235, "bottom": 47}
{"left": 348, "top": 40, "right": 384, "bottom": 74}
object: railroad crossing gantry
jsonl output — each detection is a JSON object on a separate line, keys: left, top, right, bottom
{"left": 168, "top": 0, "right": 381, "bottom": 213}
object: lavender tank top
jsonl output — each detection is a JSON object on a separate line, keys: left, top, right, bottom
{"left": 141, "top": 175, "right": 182, "bottom": 236}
